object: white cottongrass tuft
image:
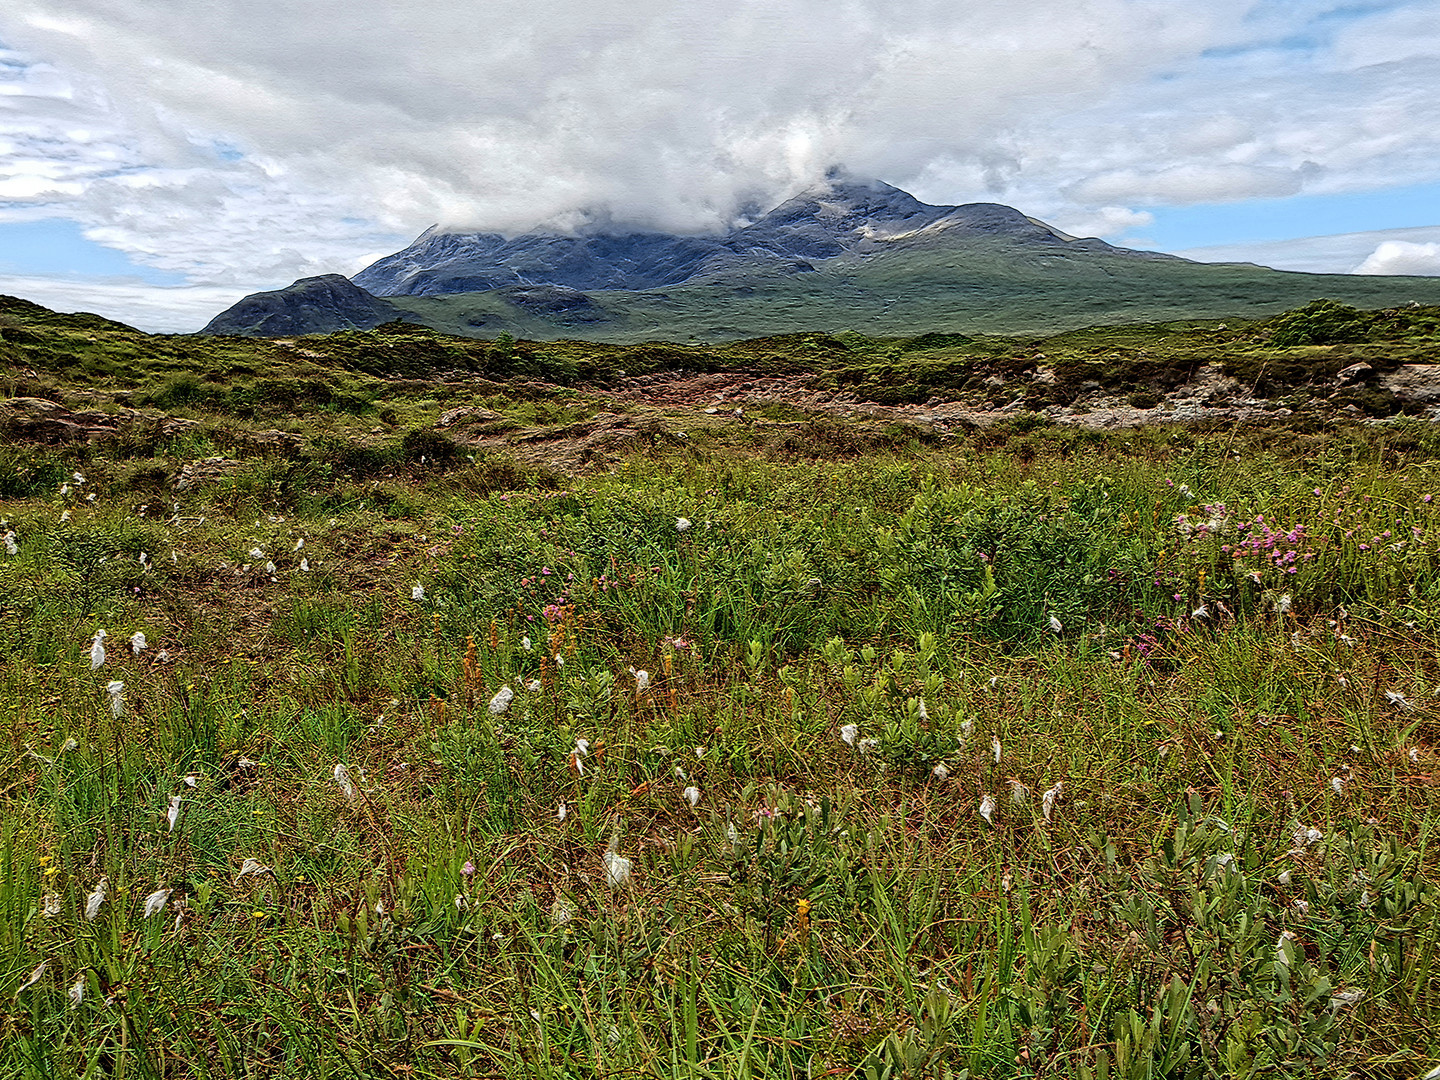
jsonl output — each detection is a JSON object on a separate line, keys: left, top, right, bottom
{"left": 917, "top": 699, "right": 928, "bottom": 721}
{"left": 294, "top": 538, "right": 305, "bottom": 551}
{"left": 249, "top": 547, "right": 264, "bottom": 560}
{"left": 106, "top": 681, "right": 125, "bottom": 718}
{"left": 130, "top": 631, "right": 147, "bottom": 655}
{"left": 1048, "top": 614, "right": 1062, "bottom": 634}
{"left": 931, "top": 762, "right": 950, "bottom": 780}
{"left": 411, "top": 582, "right": 425, "bottom": 601}
{"left": 683, "top": 786, "right": 701, "bottom": 808}
{"left": 334, "top": 763, "right": 358, "bottom": 804}
{"left": 1276, "top": 929, "right": 1297, "bottom": 967}
{"left": 1274, "top": 593, "right": 1292, "bottom": 614}
{"left": 630, "top": 668, "right": 650, "bottom": 693}
{"left": 979, "top": 794, "right": 996, "bottom": 825}
{"left": 603, "top": 850, "right": 632, "bottom": 889}
{"left": 1385, "top": 689, "right": 1415, "bottom": 710}
{"left": 234, "top": 858, "right": 271, "bottom": 883}
{"left": 525, "top": 678, "right": 541, "bottom": 692}
{"left": 520, "top": 636, "right": 532, "bottom": 651}
{"left": 68, "top": 974, "right": 85, "bottom": 1007}
{"left": 857, "top": 737, "right": 878, "bottom": 755}
{"left": 571, "top": 738, "right": 590, "bottom": 775}
{"left": 991, "top": 736, "right": 1001, "bottom": 764}
{"left": 89, "top": 629, "right": 106, "bottom": 670}
{"left": 488, "top": 685, "right": 514, "bottom": 715}
{"left": 16, "top": 961, "right": 48, "bottom": 994}
{"left": 143, "top": 888, "right": 173, "bottom": 919}
{"left": 299, "top": 557, "right": 310, "bottom": 572}
{"left": 1042, "top": 782, "right": 1063, "bottom": 823}
{"left": 840, "top": 724, "right": 858, "bottom": 746}
{"left": 84, "top": 877, "right": 108, "bottom": 921}
{"left": 3, "top": 531, "right": 17, "bottom": 556}
{"left": 166, "top": 794, "right": 182, "bottom": 832}
{"left": 676, "top": 517, "right": 691, "bottom": 532}
{"left": 557, "top": 801, "right": 567, "bottom": 822}
{"left": 1330, "top": 776, "right": 1346, "bottom": 795}
{"left": 1008, "top": 779, "right": 1030, "bottom": 805}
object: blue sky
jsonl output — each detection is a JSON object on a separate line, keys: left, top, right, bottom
{"left": 1, "top": 0, "right": 1438, "bottom": 331}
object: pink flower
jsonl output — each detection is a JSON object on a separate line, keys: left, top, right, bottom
{"left": 462, "top": 860, "right": 476, "bottom": 878}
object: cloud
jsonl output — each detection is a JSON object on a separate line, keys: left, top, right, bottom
{"left": 0, "top": 272, "right": 249, "bottom": 332}
{"left": 1177, "top": 226, "right": 1440, "bottom": 274}
{"left": 0, "top": 0, "right": 1437, "bottom": 334}
{"left": 1355, "top": 240, "right": 1440, "bottom": 276}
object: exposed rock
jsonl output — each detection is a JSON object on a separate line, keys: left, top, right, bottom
{"left": 0, "top": 397, "right": 118, "bottom": 442}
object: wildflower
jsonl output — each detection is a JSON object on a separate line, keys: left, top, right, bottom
{"left": 683, "top": 786, "right": 701, "bottom": 808}
{"left": 249, "top": 547, "right": 264, "bottom": 560}
{"left": 84, "top": 877, "right": 108, "bottom": 921}
{"left": 334, "top": 763, "right": 358, "bottom": 804}
{"left": 264, "top": 560, "right": 276, "bottom": 576}
{"left": 1048, "top": 614, "right": 1062, "bottom": 634}
{"left": 839, "top": 724, "right": 858, "bottom": 746}
{"left": 1291, "top": 824, "right": 1323, "bottom": 852}
{"left": 1385, "top": 689, "right": 1415, "bottom": 710}
{"left": 1278, "top": 870, "right": 1292, "bottom": 885}
{"left": 2, "top": 531, "right": 16, "bottom": 556}
{"left": 294, "top": 538, "right": 304, "bottom": 551}
{"left": 931, "top": 762, "right": 950, "bottom": 780}
{"left": 59, "top": 510, "right": 70, "bottom": 522}
{"left": 89, "top": 629, "right": 106, "bottom": 670}
{"left": 166, "top": 794, "right": 181, "bottom": 832}
{"left": 979, "top": 794, "right": 996, "bottom": 825}
{"left": 234, "top": 858, "right": 271, "bottom": 883}
{"left": 1191, "top": 603, "right": 1208, "bottom": 619}
{"left": 1042, "top": 782, "right": 1063, "bottom": 823}
{"left": 17, "top": 961, "right": 48, "bottom": 995}
{"left": 917, "top": 699, "right": 928, "bottom": 721}
{"left": 1008, "top": 779, "right": 1029, "bottom": 805}
{"left": 676, "top": 517, "right": 691, "bottom": 532}
{"left": 143, "top": 888, "right": 172, "bottom": 918}
{"left": 630, "top": 668, "right": 650, "bottom": 693}
{"left": 524, "top": 678, "right": 541, "bottom": 692}
{"left": 454, "top": 893, "right": 469, "bottom": 911}
{"left": 411, "top": 583, "right": 425, "bottom": 601}
{"left": 130, "top": 631, "right": 147, "bottom": 655}
{"left": 571, "top": 738, "right": 590, "bottom": 775}
{"left": 521, "top": 636, "right": 532, "bottom": 651}
{"left": 557, "top": 801, "right": 567, "bottom": 822}
{"left": 602, "top": 850, "right": 632, "bottom": 889}
{"left": 1330, "top": 776, "right": 1346, "bottom": 795}
{"left": 991, "top": 736, "right": 1001, "bottom": 764}
{"left": 1293, "top": 898, "right": 1311, "bottom": 915}
{"left": 42, "top": 891, "right": 61, "bottom": 917}
{"left": 1274, "top": 594, "right": 1292, "bottom": 615}
{"left": 488, "top": 685, "right": 514, "bottom": 715}
{"left": 68, "top": 974, "right": 85, "bottom": 1007}
{"left": 299, "top": 557, "right": 310, "bottom": 572}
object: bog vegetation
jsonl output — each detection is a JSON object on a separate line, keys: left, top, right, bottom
{"left": 1, "top": 296, "right": 1439, "bottom": 1078}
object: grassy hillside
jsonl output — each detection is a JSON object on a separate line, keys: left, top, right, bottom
{"left": 390, "top": 238, "right": 1440, "bottom": 342}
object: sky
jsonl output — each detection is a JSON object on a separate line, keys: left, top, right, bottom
{"left": 0, "top": 0, "right": 1438, "bottom": 333}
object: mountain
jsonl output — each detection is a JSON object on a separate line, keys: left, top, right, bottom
{"left": 202, "top": 176, "right": 1440, "bottom": 340}
{"left": 201, "top": 274, "right": 403, "bottom": 336}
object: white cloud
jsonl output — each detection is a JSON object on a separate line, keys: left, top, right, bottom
{"left": 1177, "top": 226, "right": 1440, "bottom": 274}
{"left": 0, "top": 273, "right": 248, "bottom": 332}
{"left": 1355, "top": 240, "right": 1440, "bottom": 277}
{"left": 0, "top": 0, "right": 1437, "bottom": 334}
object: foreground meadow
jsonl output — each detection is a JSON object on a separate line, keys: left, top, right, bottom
{"left": 2, "top": 415, "right": 1439, "bottom": 1079}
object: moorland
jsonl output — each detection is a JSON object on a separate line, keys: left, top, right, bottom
{"left": 2, "top": 293, "right": 1439, "bottom": 1078}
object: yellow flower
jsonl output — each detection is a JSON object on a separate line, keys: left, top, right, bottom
{"left": 252, "top": 910, "right": 267, "bottom": 920}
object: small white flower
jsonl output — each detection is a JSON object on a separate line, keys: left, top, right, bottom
{"left": 411, "top": 583, "right": 425, "bottom": 601}
{"left": 143, "top": 888, "right": 172, "bottom": 918}
{"left": 294, "top": 538, "right": 305, "bottom": 551}
{"left": 1385, "top": 689, "right": 1415, "bottom": 710}
{"left": 166, "top": 794, "right": 182, "bottom": 832}
{"left": 1330, "top": 776, "right": 1345, "bottom": 795}
{"left": 1042, "top": 782, "right": 1063, "bottom": 823}
{"left": 488, "top": 685, "right": 514, "bottom": 715}
{"left": 1292, "top": 824, "right": 1323, "bottom": 849}
{"left": 521, "top": 636, "right": 532, "bottom": 651}
{"left": 676, "top": 517, "right": 691, "bottom": 532}
{"left": 931, "top": 762, "right": 950, "bottom": 780}
{"left": 130, "top": 631, "right": 147, "bottom": 655}
{"left": 89, "top": 629, "right": 106, "bottom": 670}
{"left": 454, "top": 893, "right": 469, "bottom": 911}
{"left": 1048, "top": 614, "right": 1062, "bottom": 634}
{"left": 17, "top": 961, "right": 48, "bottom": 994}
{"left": 264, "top": 560, "right": 276, "bottom": 576}
{"left": 603, "top": 850, "right": 632, "bottom": 889}
{"left": 59, "top": 510, "right": 70, "bottom": 522}
{"left": 334, "top": 763, "right": 358, "bottom": 804}
{"left": 683, "top": 786, "right": 701, "bottom": 808}
{"left": 84, "top": 877, "right": 108, "bottom": 921}
{"left": 839, "top": 724, "right": 858, "bottom": 746}
{"left": 917, "top": 698, "right": 928, "bottom": 721}
{"left": 991, "top": 736, "right": 1001, "bottom": 764}
{"left": 631, "top": 668, "right": 650, "bottom": 693}
{"left": 525, "top": 678, "right": 541, "bottom": 692}
{"left": 1410, "top": 746, "right": 1422, "bottom": 763}
{"left": 2, "top": 531, "right": 16, "bottom": 556}
{"left": 299, "top": 557, "right": 310, "bottom": 572}
{"left": 1192, "top": 603, "right": 1208, "bottom": 619}
{"left": 1274, "top": 593, "right": 1292, "bottom": 615}
{"left": 979, "top": 794, "right": 996, "bottom": 825}
{"left": 557, "top": 801, "right": 567, "bottom": 822}
{"left": 1278, "top": 870, "right": 1292, "bottom": 885}
{"left": 1293, "top": 898, "right": 1310, "bottom": 915}
{"left": 155, "top": 649, "right": 170, "bottom": 662}
{"left": 68, "top": 974, "right": 85, "bottom": 1007}
{"left": 249, "top": 547, "right": 265, "bottom": 560}
{"left": 61, "top": 738, "right": 78, "bottom": 752}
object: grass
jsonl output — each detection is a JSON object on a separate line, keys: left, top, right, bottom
{"left": 1, "top": 297, "right": 1440, "bottom": 1077}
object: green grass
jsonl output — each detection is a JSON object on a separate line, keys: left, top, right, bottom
{"left": 2, "top": 298, "right": 1440, "bottom": 1077}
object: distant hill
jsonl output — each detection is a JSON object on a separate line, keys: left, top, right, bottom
{"left": 201, "top": 175, "right": 1440, "bottom": 340}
